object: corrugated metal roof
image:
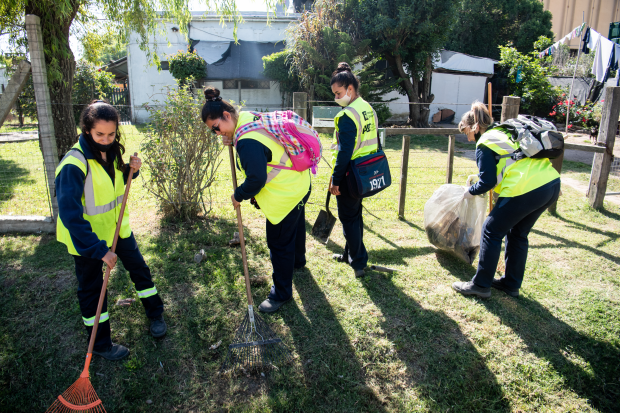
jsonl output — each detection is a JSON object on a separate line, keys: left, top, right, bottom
{"left": 194, "top": 40, "right": 285, "bottom": 80}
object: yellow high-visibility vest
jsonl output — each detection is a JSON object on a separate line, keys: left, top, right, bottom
{"left": 477, "top": 128, "right": 560, "bottom": 197}
{"left": 235, "top": 112, "right": 310, "bottom": 225}
{"left": 56, "top": 141, "right": 132, "bottom": 255}
{"left": 331, "top": 97, "right": 379, "bottom": 171}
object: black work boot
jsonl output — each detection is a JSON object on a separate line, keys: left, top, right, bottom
{"left": 491, "top": 279, "right": 520, "bottom": 297}
{"left": 92, "top": 343, "right": 130, "bottom": 361}
{"left": 451, "top": 281, "right": 491, "bottom": 298}
{"left": 354, "top": 269, "right": 365, "bottom": 278}
{"left": 332, "top": 253, "right": 345, "bottom": 262}
{"left": 258, "top": 298, "right": 291, "bottom": 313}
{"left": 150, "top": 314, "right": 167, "bottom": 338}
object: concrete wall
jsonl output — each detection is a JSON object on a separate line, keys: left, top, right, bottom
{"left": 127, "top": 15, "right": 296, "bottom": 123}
{"left": 0, "top": 68, "right": 8, "bottom": 90}
{"left": 383, "top": 72, "right": 487, "bottom": 124}
{"left": 542, "top": 0, "right": 620, "bottom": 48}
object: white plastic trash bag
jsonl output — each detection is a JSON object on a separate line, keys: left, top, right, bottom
{"left": 424, "top": 178, "right": 487, "bottom": 265}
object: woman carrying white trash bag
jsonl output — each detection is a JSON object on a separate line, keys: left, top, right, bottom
{"left": 451, "top": 102, "right": 560, "bottom": 298}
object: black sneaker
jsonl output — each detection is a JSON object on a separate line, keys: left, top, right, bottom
{"left": 332, "top": 254, "right": 345, "bottom": 263}
{"left": 150, "top": 315, "right": 167, "bottom": 338}
{"left": 452, "top": 281, "right": 491, "bottom": 298}
{"left": 92, "top": 343, "right": 130, "bottom": 361}
{"left": 354, "top": 269, "right": 365, "bottom": 278}
{"left": 491, "top": 279, "right": 519, "bottom": 297}
{"left": 258, "top": 298, "right": 291, "bottom": 313}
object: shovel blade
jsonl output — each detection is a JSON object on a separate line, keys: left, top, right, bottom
{"left": 312, "top": 209, "right": 337, "bottom": 244}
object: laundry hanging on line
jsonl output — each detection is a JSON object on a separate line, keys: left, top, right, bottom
{"left": 581, "top": 28, "right": 620, "bottom": 83}
{"left": 537, "top": 23, "right": 586, "bottom": 58}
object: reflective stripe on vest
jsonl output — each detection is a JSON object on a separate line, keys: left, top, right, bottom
{"left": 137, "top": 286, "right": 158, "bottom": 299}
{"left": 477, "top": 129, "right": 519, "bottom": 188}
{"left": 83, "top": 312, "right": 109, "bottom": 326}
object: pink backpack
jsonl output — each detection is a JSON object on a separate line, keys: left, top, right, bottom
{"left": 234, "top": 110, "right": 323, "bottom": 175}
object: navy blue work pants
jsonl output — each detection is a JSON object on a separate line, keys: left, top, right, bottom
{"left": 336, "top": 177, "right": 368, "bottom": 271}
{"left": 472, "top": 179, "right": 561, "bottom": 289}
{"left": 73, "top": 233, "right": 164, "bottom": 351}
{"left": 266, "top": 189, "right": 311, "bottom": 302}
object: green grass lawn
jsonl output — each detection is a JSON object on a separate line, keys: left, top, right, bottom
{"left": 1, "top": 128, "right": 619, "bottom": 412}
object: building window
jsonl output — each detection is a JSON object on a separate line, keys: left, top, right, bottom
{"left": 222, "top": 80, "right": 271, "bottom": 89}
{"left": 160, "top": 61, "right": 169, "bottom": 70}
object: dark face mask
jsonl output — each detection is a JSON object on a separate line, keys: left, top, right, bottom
{"left": 474, "top": 131, "right": 482, "bottom": 141}
{"left": 84, "top": 132, "right": 115, "bottom": 152}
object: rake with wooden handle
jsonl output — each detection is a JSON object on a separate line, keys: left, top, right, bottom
{"left": 221, "top": 145, "right": 291, "bottom": 371}
{"left": 46, "top": 153, "right": 139, "bottom": 413}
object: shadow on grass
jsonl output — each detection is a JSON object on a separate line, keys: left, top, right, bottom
{"left": 436, "top": 248, "right": 620, "bottom": 412}
{"left": 479, "top": 295, "right": 620, "bottom": 412}
{"left": 0, "top": 157, "right": 33, "bottom": 204}
{"left": 359, "top": 269, "right": 510, "bottom": 411}
{"left": 268, "top": 270, "right": 388, "bottom": 412}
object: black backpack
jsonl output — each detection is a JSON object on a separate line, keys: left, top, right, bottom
{"left": 495, "top": 115, "right": 564, "bottom": 160}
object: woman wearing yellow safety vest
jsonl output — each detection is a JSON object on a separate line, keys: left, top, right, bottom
{"left": 329, "top": 63, "right": 379, "bottom": 278}
{"left": 201, "top": 87, "right": 311, "bottom": 313}
{"left": 55, "top": 101, "right": 166, "bottom": 361}
{"left": 452, "top": 102, "right": 561, "bottom": 298}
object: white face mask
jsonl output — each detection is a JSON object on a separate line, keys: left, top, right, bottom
{"left": 335, "top": 89, "right": 352, "bottom": 107}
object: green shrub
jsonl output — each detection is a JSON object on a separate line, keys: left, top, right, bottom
{"left": 72, "top": 61, "right": 116, "bottom": 124}
{"left": 168, "top": 50, "right": 206, "bottom": 85}
{"left": 141, "top": 83, "right": 223, "bottom": 220}
{"left": 498, "top": 45, "right": 555, "bottom": 116}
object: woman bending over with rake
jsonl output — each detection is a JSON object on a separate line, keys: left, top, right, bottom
{"left": 55, "top": 101, "right": 166, "bottom": 361}
{"left": 202, "top": 87, "right": 311, "bottom": 313}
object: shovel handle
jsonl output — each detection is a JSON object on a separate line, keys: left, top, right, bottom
{"left": 228, "top": 146, "right": 254, "bottom": 306}
{"left": 87, "top": 152, "right": 138, "bottom": 356}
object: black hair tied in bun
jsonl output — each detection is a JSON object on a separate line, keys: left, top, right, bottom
{"left": 330, "top": 61, "right": 359, "bottom": 92}
{"left": 201, "top": 86, "right": 236, "bottom": 123}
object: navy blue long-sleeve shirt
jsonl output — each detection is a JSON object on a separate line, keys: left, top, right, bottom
{"left": 331, "top": 115, "right": 356, "bottom": 186}
{"left": 469, "top": 144, "right": 498, "bottom": 196}
{"left": 233, "top": 138, "right": 272, "bottom": 202}
{"left": 55, "top": 135, "right": 138, "bottom": 259}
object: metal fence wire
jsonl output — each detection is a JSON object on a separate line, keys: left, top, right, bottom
{"left": 0, "top": 133, "right": 52, "bottom": 216}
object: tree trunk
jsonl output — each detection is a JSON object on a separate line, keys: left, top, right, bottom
{"left": 388, "top": 53, "right": 435, "bottom": 127}
{"left": 418, "top": 55, "right": 434, "bottom": 128}
{"left": 25, "top": 3, "right": 79, "bottom": 161}
{"left": 390, "top": 54, "right": 419, "bottom": 126}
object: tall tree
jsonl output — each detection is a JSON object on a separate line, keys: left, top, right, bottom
{"left": 355, "top": 0, "right": 457, "bottom": 126}
{"left": 446, "top": 0, "right": 553, "bottom": 60}
{"left": 0, "top": 1, "right": 284, "bottom": 160}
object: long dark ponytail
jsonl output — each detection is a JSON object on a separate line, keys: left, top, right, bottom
{"left": 80, "top": 100, "right": 126, "bottom": 178}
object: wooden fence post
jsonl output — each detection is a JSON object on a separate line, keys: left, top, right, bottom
{"left": 25, "top": 14, "right": 59, "bottom": 220}
{"left": 446, "top": 134, "right": 455, "bottom": 184}
{"left": 588, "top": 86, "right": 620, "bottom": 209}
{"left": 293, "top": 92, "right": 308, "bottom": 121}
{"left": 500, "top": 96, "right": 520, "bottom": 122}
{"left": 0, "top": 61, "right": 31, "bottom": 127}
{"left": 398, "top": 135, "right": 410, "bottom": 219}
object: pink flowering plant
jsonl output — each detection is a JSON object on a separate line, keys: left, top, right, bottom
{"left": 549, "top": 94, "right": 600, "bottom": 129}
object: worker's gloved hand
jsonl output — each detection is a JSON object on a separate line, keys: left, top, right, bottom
{"left": 250, "top": 197, "right": 261, "bottom": 209}
{"left": 463, "top": 187, "right": 475, "bottom": 200}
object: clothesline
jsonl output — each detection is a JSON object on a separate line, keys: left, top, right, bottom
{"left": 537, "top": 23, "right": 586, "bottom": 58}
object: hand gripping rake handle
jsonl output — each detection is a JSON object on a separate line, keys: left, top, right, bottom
{"left": 228, "top": 146, "right": 254, "bottom": 307}
{"left": 81, "top": 153, "right": 138, "bottom": 378}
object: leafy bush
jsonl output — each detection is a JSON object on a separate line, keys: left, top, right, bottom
{"left": 168, "top": 50, "right": 206, "bottom": 85}
{"left": 72, "top": 61, "right": 116, "bottom": 124}
{"left": 141, "top": 83, "right": 223, "bottom": 220}
{"left": 498, "top": 45, "right": 555, "bottom": 116}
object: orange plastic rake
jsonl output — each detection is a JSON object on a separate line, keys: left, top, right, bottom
{"left": 46, "top": 154, "right": 138, "bottom": 413}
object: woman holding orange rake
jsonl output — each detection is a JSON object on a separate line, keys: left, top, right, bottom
{"left": 54, "top": 101, "right": 166, "bottom": 361}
